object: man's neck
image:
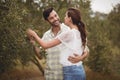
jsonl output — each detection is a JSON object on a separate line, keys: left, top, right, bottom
{"left": 52, "top": 26, "right": 61, "bottom": 36}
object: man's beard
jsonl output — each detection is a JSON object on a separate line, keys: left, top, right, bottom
{"left": 49, "top": 20, "right": 61, "bottom": 27}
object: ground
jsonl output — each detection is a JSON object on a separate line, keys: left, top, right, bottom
{"left": 1, "top": 65, "right": 120, "bottom": 80}
{"left": 0, "top": 63, "right": 45, "bottom": 80}
{"left": 0, "top": 69, "right": 45, "bottom": 80}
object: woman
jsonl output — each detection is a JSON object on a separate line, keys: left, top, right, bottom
{"left": 27, "top": 8, "right": 87, "bottom": 80}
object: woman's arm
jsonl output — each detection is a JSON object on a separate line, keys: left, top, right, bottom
{"left": 34, "top": 34, "right": 61, "bottom": 49}
{"left": 26, "top": 29, "right": 61, "bottom": 49}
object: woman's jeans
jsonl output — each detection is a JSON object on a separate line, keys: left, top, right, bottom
{"left": 63, "top": 65, "right": 86, "bottom": 80}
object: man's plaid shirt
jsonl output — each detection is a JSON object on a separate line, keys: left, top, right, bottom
{"left": 42, "top": 23, "right": 70, "bottom": 80}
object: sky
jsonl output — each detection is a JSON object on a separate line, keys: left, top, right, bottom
{"left": 33, "top": 0, "right": 120, "bottom": 14}
{"left": 90, "top": 0, "right": 120, "bottom": 14}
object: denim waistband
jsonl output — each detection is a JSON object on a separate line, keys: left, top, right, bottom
{"left": 63, "top": 64, "right": 83, "bottom": 69}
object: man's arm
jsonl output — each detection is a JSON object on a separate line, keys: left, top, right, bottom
{"left": 30, "top": 39, "right": 43, "bottom": 59}
{"left": 68, "top": 46, "right": 89, "bottom": 63}
{"left": 33, "top": 45, "right": 43, "bottom": 59}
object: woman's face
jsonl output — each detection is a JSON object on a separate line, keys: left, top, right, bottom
{"left": 64, "top": 12, "right": 71, "bottom": 26}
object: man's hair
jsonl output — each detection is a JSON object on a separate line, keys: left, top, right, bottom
{"left": 43, "top": 7, "right": 54, "bottom": 20}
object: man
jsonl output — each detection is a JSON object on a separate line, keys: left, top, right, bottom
{"left": 30, "top": 7, "right": 89, "bottom": 80}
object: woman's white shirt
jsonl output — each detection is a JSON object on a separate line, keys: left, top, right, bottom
{"left": 57, "top": 29, "right": 84, "bottom": 66}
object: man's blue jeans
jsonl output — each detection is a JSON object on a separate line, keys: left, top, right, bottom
{"left": 63, "top": 65, "right": 86, "bottom": 80}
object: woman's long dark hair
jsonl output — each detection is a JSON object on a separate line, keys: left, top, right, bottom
{"left": 67, "top": 8, "right": 87, "bottom": 47}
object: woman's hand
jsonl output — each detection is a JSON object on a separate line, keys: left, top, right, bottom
{"left": 26, "top": 28, "right": 37, "bottom": 39}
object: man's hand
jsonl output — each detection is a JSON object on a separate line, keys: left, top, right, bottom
{"left": 68, "top": 50, "right": 88, "bottom": 63}
{"left": 68, "top": 54, "right": 82, "bottom": 63}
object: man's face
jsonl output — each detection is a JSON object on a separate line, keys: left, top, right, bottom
{"left": 47, "top": 10, "right": 60, "bottom": 27}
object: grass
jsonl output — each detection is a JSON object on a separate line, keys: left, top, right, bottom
{"left": 0, "top": 63, "right": 45, "bottom": 80}
{"left": 0, "top": 64, "right": 120, "bottom": 80}
{"left": 0, "top": 69, "right": 44, "bottom": 80}
{"left": 86, "top": 66, "right": 120, "bottom": 80}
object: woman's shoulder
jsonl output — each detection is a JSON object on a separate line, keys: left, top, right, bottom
{"left": 61, "top": 23, "right": 70, "bottom": 30}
